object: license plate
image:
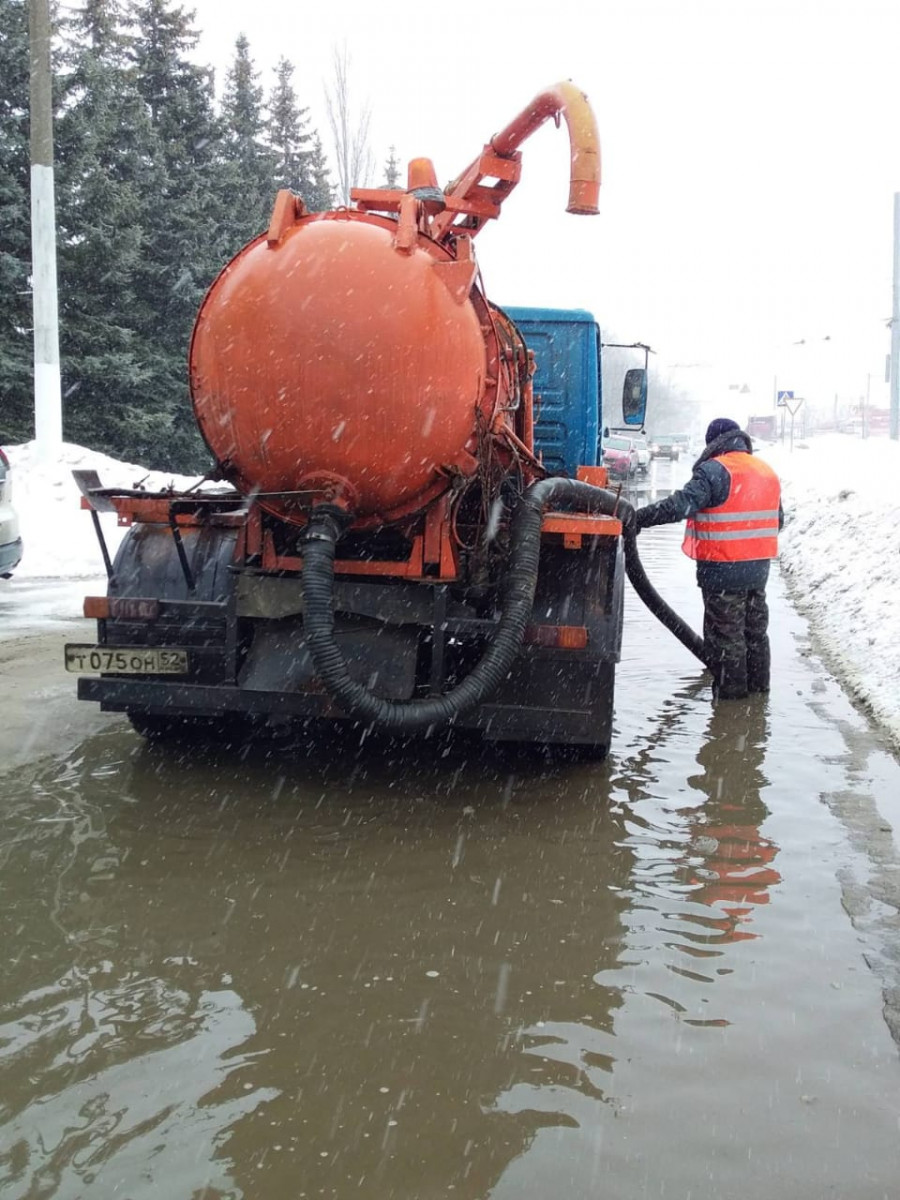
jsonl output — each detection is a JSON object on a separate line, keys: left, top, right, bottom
{"left": 64, "top": 645, "right": 190, "bottom": 675}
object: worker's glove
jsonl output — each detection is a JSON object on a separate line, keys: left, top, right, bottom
{"left": 633, "top": 506, "right": 651, "bottom": 532}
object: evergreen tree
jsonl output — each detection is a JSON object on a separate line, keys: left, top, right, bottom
{"left": 266, "top": 56, "right": 312, "bottom": 199}
{"left": 128, "top": 0, "right": 223, "bottom": 470}
{"left": 305, "top": 134, "right": 334, "bottom": 212}
{"left": 383, "top": 145, "right": 401, "bottom": 188}
{"left": 0, "top": 0, "right": 34, "bottom": 443}
{"left": 54, "top": 0, "right": 159, "bottom": 455}
{"left": 219, "top": 33, "right": 275, "bottom": 249}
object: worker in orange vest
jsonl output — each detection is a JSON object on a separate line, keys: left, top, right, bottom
{"left": 634, "top": 418, "right": 782, "bottom": 699}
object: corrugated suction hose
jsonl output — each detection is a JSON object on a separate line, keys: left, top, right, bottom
{"left": 300, "top": 481, "right": 708, "bottom": 733}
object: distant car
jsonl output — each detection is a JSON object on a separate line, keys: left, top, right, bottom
{"left": 747, "top": 415, "right": 777, "bottom": 442}
{"left": 0, "top": 447, "right": 23, "bottom": 578}
{"left": 606, "top": 428, "right": 651, "bottom": 474}
{"left": 650, "top": 433, "right": 691, "bottom": 461}
{"left": 631, "top": 435, "right": 651, "bottom": 474}
{"left": 602, "top": 435, "right": 639, "bottom": 478}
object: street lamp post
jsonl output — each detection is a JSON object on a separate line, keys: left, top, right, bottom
{"left": 29, "top": 0, "right": 63, "bottom": 459}
{"left": 891, "top": 193, "right": 900, "bottom": 441}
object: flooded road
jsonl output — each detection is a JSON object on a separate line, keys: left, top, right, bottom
{"left": 2, "top": 462, "right": 900, "bottom": 1199}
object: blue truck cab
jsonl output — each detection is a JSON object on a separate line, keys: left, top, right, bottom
{"left": 505, "top": 306, "right": 601, "bottom": 475}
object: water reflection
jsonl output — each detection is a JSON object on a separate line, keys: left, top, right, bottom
{"left": 0, "top": 749, "right": 276, "bottom": 1200}
{"left": 684, "top": 700, "right": 781, "bottom": 949}
{"left": 605, "top": 692, "right": 782, "bottom": 1028}
{"left": 0, "top": 726, "right": 637, "bottom": 1199}
{"left": 486, "top": 696, "right": 792, "bottom": 1199}
{"left": 5, "top": 601, "right": 900, "bottom": 1200}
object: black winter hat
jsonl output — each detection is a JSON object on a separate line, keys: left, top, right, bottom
{"left": 705, "top": 417, "right": 741, "bottom": 444}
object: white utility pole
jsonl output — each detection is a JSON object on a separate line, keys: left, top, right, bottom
{"left": 891, "top": 192, "right": 900, "bottom": 441}
{"left": 29, "top": 0, "right": 63, "bottom": 458}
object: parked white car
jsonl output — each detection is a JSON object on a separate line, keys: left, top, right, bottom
{"left": 0, "top": 448, "right": 23, "bottom": 578}
{"left": 631, "top": 435, "right": 651, "bottom": 474}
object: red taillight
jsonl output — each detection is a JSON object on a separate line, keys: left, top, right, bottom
{"left": 0, "top": 448, "right": 9, "bottom": 469}
{"left": 84, "top": 597, "right": 110, "bottom": 619}
{"left": 524, "top": 624, "right": 589, "bottom": 649}
{"left": 83, "top": 596, "right": 160, "bottom": 620}
{"left": 109, "top": 597, "right": 160, "bottom": 620}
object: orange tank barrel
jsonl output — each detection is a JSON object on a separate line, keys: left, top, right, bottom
{"left": 189, "top": 212, "right": 496, "bottom": 527}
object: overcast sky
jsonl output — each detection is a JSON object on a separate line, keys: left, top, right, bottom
{"left": 187, "top": 0, "right": 900, "bottom": 411}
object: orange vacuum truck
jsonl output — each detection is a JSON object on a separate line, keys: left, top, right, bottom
{"left": 67, "top": 82, "right": 705, "bottom": 756}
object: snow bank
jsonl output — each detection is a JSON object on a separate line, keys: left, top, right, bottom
{"left": 4, "top": 442, "right": 208, "bottom": 580}
{"left": 762, "top": 433, "right": 900, "bottom": 746}
{"left": 3, "top": 433, "right": 899, "bottom": 744}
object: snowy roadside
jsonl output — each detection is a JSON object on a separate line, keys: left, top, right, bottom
{"left": 4, "top": 442, "right": 210, "bottom": 581}
{"left": 761, "top": 434, "right": 900, "bottom": 747}
{"left": 3, "top": 434, "right": 900, "bottom": 746}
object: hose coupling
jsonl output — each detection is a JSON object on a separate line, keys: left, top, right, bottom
{"left": 301, "top": 505, "right": 353, "bottom": 546}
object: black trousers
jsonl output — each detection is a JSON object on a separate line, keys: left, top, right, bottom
{"left": 701, "top": 589, "right": 770, "bottom": 699}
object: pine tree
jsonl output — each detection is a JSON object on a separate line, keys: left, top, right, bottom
{"left": 54, "top": 0, "right": 159, "bottom": 455}
{"left": 0, "top": 0, "right": 34, "bottom": 443}
{"left": 128, "top": 0, "right": 223, "bottom": 470}
{"left": 219, "top": 33, "right": 276, "bottom": 250}
{"left": 266, "top": 56, "right": 312, "bottom": 200}
{"left": 305, "top": 134, "right": 334, "bottom": 212}
{"left": 383, "top": 145, "right": 401, "bottom": 188}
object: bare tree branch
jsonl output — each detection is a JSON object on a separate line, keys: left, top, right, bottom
{"left": 324, "top": 42, "right": 373, "bottom": 205}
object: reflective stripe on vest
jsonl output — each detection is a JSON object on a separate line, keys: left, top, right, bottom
{"left": 683, "top": 452, "right": 780, "bottom": 563}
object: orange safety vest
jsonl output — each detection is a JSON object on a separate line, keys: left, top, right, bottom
{"left": 683, "top": 452, "right": 780, "bottom": 562}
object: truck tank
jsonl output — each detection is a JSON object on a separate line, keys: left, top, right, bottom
{"left": 189, "top": 209, "right": 505, "bottom": 527}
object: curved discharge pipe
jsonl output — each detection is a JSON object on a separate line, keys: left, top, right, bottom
{"left": 440, "top": 80, "right": 601, "bottom": 224}
{"left": 300, "top": 483, "right": 709, "bottom": 734}
{"left": 489, "top": 81, "right": 601, "bottom": 215}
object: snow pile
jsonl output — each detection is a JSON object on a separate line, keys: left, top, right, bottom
{"left": 762, "top": 433, "right": 900, "bottom": 745}
{"left": 4, "top": 442, "right": 210, "bottom": 580}
{"left": 3, "top": 433, "right": 899, "bottom": 744}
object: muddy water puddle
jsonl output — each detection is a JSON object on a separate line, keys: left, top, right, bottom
{"left": 2, "top": 513, "right": 900, "bottom": 1199}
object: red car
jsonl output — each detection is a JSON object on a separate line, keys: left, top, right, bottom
{"left": 602, "top": 435, "right": 639, "bottom": 478}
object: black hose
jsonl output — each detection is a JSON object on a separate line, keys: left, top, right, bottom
{"left": 302, "top": 480, "right": 622, "bottom": 731}
{"left": 300, "top": 480, "right": 709, "bottom": 733}
{"left": 620, "top": 521, "right": 711, "bottom": 667}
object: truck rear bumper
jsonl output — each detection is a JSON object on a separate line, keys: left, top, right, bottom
{"left": 77, "top": 672, "right": 613, "bottom": 747}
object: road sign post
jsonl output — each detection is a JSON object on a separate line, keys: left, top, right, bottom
{"left": 783, "top": 397, "right": 804, "bottom": 452}
{"left": 776, "top": 390, "right": 793, "bottom": 443}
